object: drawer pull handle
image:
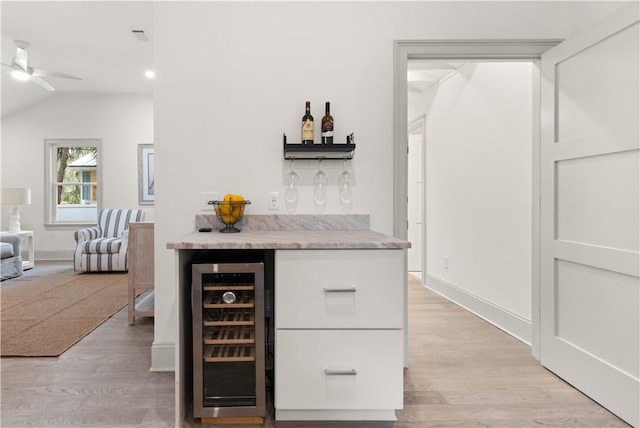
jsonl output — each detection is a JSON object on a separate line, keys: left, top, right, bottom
{"left": 324, "top": 368, "right": 357, "bottom": 376}
{"left": 323, "top": 287, "right": 357, "bottom": 293}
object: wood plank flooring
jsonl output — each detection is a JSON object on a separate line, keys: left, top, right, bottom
{"left": 1, "top": 266, "right": 629, "bottom": 427}
{"left": 1, "top": 263, "right": 174, "bottom": 428}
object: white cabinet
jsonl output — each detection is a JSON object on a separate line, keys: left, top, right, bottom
{"left": 274, "top": 249, "right": 405, "bottom": 421}
{"left": 276, "top": 330, "right": 403, "bottom": 410}
{"left": 276, "top": 249, "right": 403, "bottom": 329}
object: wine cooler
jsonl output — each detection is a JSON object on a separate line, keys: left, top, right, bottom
{"left": 192, "top": 262, "right": 265, "bottom": 420}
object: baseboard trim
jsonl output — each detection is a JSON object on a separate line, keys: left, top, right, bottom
{"left": 150, "top": 342, "right": 175, "bottom": 372}
{"left": 424, "top": 273, "right": 532, "bottom": 345}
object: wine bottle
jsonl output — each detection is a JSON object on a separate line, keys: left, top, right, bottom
{"left": 321, "top": 102, "right": 334, "bottom": 144}
{"left": 301, "top": 101, "right": 314, "bottom": 144}
{"left": 206, "top": 309, "right": 222, "bottom": 322}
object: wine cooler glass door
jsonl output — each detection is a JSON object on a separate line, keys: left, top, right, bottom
{"left": 192, "top": 262, "right": 265, "bottom": 419}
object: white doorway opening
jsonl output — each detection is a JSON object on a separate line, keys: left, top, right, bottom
{"left": 405, "top": 61, "right": 536, "bottom": 334}
{"left": 394, "top": 39, "right": 562, "bottom": 356}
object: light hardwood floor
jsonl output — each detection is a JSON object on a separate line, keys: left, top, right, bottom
{"left": 1, "top": 266, "right": 629, "bottom": 427}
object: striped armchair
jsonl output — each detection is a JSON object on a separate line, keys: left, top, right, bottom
{"left": 74, "top": 208, "right": 145, "bottom": 272}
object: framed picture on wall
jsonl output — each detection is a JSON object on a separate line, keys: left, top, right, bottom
{"left": 138, "top": 144, "right": 155, "bottom": 205}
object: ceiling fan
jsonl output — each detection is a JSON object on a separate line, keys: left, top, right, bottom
{"left": 2, "top": 40, "right": 82, "bottom": 91}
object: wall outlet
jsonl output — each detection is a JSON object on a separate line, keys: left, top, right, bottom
{"left": 443, "top": 256, "right": 449, "bottom": 269}
{"left": 201, "top": 192, "right": 219, "bottom": 211}
{"left": 268, "top": 192, "right": 279, "bottom": 210}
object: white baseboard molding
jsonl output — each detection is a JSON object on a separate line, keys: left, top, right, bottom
{"left": 424, "top": 273, "right": 532, "bottom": 345}
{"left": 150, "top": 342, "right": 175, "bottom": 372}
{"left": 275, "top": 409, "right": 397, "bottom": 421}
{"left": 35, "top": 250, "right": 73, "bottom": 261}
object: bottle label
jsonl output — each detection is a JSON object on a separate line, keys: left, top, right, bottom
{"left": 321, "top": 120, "right": 334, "bottom": 137}
{"left": 302, "top": 119, "right": 314, "bottom": 140}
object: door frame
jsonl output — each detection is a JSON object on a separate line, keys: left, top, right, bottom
{"left": 393, "top": 39, "right": 560, "bottom": 358}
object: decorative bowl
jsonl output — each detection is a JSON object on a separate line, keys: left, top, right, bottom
{"left": 210, "top": 200, "right": 251, "bottom": 233}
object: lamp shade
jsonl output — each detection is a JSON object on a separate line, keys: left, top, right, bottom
{"left": 1, "top": 188, "right": 32, "bottom": 205}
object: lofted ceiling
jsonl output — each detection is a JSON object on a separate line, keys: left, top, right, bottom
{"left": 407, "top": 60, "right": 463, "bottom": 101}
{"left": 1, "top": 1, "right": 154, "bottom": 117}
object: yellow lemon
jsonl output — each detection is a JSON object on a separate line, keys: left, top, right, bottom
{"left": 219, "top": 194, "right": 244, "bottom": 219}
{"left": 221, "top": 214, "right": 235, "bottom": 224}
{"left": 217, "top": 202, "right": 231, "bottom": 215}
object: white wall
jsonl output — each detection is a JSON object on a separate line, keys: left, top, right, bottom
{"left": 1, "top": 93, "right": 154, "bottom": 258}
{"left": 409, "top": 63, "right": 533, "bottom": 338}
{"left": 152, "top": 1, "right": 629, "bottom": 369}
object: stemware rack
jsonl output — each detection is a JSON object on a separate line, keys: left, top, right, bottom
{"left": 283, "top": 133, "right": 356, "bottom": 160}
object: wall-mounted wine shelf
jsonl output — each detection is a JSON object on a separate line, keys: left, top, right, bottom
{"left": 283, "top": 133, "right": 355, "bottom": 160}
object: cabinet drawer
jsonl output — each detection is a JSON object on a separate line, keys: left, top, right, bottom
{"left": 275, "top": 330, "right": 403, "bottom": 410}
{"left": 275, "top": 249, "right": 404, "bottom": 329}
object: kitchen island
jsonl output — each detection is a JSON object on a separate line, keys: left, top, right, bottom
{"left": 168, "top": 214, "right": 410, "bottom": 426}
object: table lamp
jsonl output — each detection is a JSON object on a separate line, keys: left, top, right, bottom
{"left": 2, "top": 188, "right": 32, "bottom": 233}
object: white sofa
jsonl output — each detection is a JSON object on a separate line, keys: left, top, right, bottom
{"left": 1, "top": 232, "right": 23, "bottom": 280}
{"left": 74, "top": 208, "right": 145, "bottom": 272}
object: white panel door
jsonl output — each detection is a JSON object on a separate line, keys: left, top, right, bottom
{"left": 540, "top": 5, "right": 639, "bottom": 426}
{"left": 407, "top": 133, "right": 424, "bottom": 272}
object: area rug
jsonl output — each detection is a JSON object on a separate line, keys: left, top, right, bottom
{"left": 1, "top": 268, "right": 128, "bottom": 357}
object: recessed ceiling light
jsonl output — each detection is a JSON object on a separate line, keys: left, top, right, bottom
{"left": 145, "top": 70, "right": 155, "bottom": 79}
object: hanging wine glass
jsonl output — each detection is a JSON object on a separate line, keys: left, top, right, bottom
{"left": 284, "top": 159, "right": 299, "bottom": 205}
{"left": 313, "top": 158, "right": 328, "bottom": 206}
{"left": 338, "top": 158, "right": 352, "bottom": 204}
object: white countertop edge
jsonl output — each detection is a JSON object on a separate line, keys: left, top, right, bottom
{"left": 167, "top": 229, "right": 411, "bottom": 250}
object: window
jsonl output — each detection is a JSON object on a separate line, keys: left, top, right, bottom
{"left": 45, "top": 139, "right": 102, "bottom": 226}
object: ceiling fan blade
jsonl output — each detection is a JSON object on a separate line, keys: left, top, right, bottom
{"left": 14, "top": 46, "right": 29, "bottom": 71}
{"left": 32, "top": 68, "right": 82, "bottom": 80}
{"left": 30, "top": 76, "right": 56, "bottom": 91}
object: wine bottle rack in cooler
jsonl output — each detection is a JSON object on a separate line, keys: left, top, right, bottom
{"left": 192, "top": 262, "right": 265, "bottom": 419}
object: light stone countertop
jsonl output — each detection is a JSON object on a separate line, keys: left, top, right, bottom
{"left": 166, "top": 214, "right": 411, "bottom": 250}
{"left": 167, "top": 229, "right": 410, "bottom": 250}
